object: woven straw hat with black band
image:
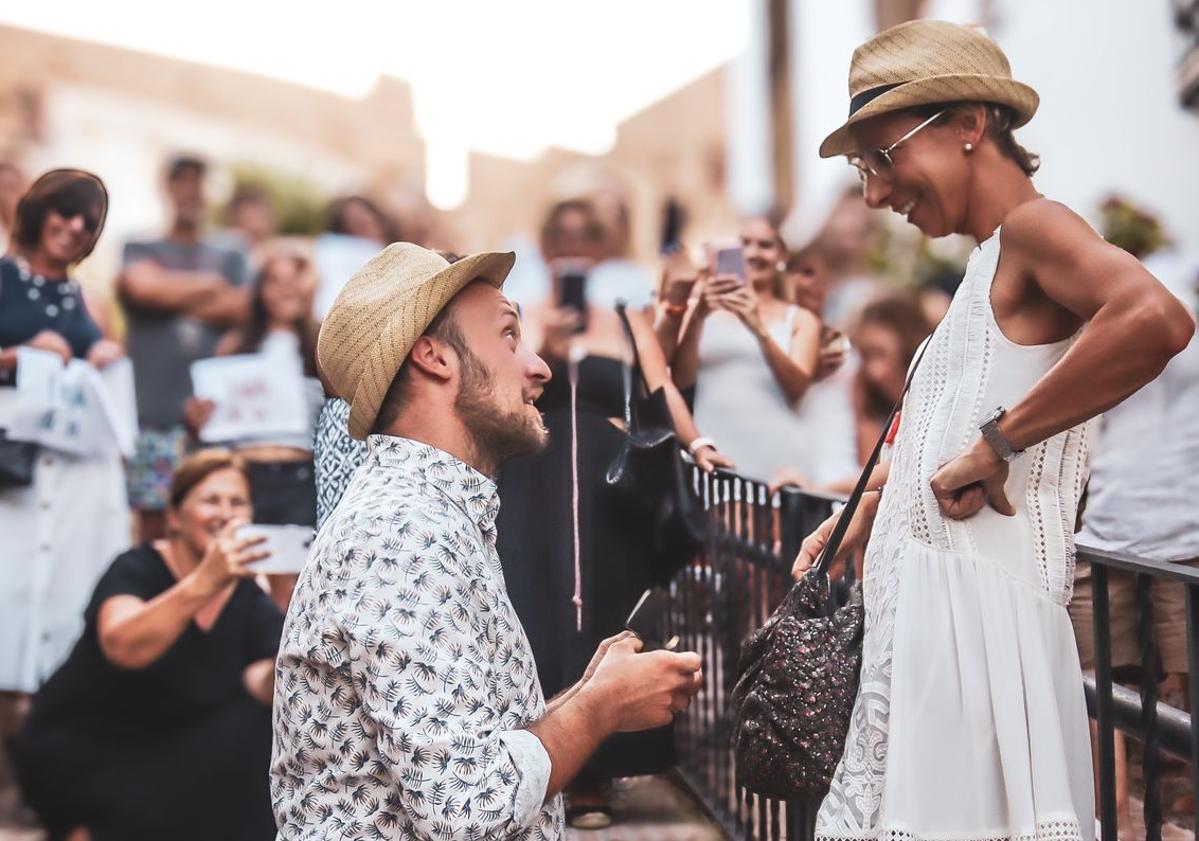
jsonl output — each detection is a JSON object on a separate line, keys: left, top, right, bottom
{"left": 317, "top": 242, "right": 515, "bottom": 440}
{"left": 820, "top": 19, "right": 1039, "bottom": 159}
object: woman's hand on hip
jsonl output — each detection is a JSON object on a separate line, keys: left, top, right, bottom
{"left": 930, "top": 439, "right": 1015, "bottom": 520}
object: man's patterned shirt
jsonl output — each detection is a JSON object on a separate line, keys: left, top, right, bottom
{"left": 271, "top": 435, "right": 565, "bottom": 840}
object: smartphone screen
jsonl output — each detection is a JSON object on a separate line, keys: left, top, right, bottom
{"left": 625, "top": 588, "right": 667, "bottom": 647}
{"left": 714, "top": 246, "right": 745, "bottom": 282}
{"left": 558, "top": 271, "right": 588, "bottom": 333}
{"left": 235, "top": 524, "right": 315, "bottom": 574}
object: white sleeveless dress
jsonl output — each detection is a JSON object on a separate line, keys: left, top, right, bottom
{"left": 816, "top": 229, "right": 1096, "bottom": 841}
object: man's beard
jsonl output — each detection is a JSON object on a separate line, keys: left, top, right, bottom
{"left": 454, "top": 349, "right": 547, "bottom": 470}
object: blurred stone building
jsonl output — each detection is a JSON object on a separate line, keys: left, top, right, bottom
{"left": 0, "top": 21, "right": 737, "bottom": 290}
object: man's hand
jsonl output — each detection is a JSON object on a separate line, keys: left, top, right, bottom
{"left": 580, "top": 630, "right": 637, "bottom": 686}
{"left": 580, "top": 637, "right": 703, "bottom": 731}
{"left": 929, "top": 439, "right": 1015, "bottom": 520}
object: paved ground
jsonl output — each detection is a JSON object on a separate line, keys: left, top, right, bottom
{"left": 566, "top": 775, "right": 725, "bottom": 841}
{"left": 0, "top": 774, "right": 724, "bottom": 841}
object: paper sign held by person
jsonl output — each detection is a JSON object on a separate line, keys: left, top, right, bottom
{"left": 7, "top": 348, "right": 139, "bottom": 458}
{"left": 190, "top": 352, "right": 307, "bottom": 443}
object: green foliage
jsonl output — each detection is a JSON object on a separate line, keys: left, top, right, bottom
{"left": 1100, "top": 195, "right": 1170, "bottom": 259}
{"left": 222, "top": 163, "right": 330, "bottom": 236}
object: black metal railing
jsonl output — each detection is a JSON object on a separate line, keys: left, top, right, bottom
{"left": 665, "top": 465, "right": 1197, "bottom": 841}
{"left": 1080, "top": 546, "right": 1199, "bottom": 841}
{"left": 664, "top": 467, "right": 836, "bottom": 841}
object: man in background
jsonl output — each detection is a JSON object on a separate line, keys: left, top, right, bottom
{"left": 117, "top": 154, "right": 250, "bottom": 540}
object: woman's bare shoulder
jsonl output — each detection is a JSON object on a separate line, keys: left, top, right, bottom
{"left": 1001, "top": 198, "right": 1099, "bottom": 258}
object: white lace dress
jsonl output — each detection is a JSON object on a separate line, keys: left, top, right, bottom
{"left": 816, "top": 229, "right": 1096, "bottom": 841}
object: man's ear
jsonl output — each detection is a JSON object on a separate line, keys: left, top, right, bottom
{"left": 406, "top": 334, "right": 455, "bottom": 383}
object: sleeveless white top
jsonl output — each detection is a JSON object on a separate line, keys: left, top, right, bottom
{"left": 816, "top": 229, "right": 1096, "bottom": 841}
{"left": 694, "top": 306, "right": 857, "bottom": 485}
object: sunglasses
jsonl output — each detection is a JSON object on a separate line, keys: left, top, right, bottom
{"left": 50, "top": 200, "right": 102, "bottom": 234}
{"left": 848, "top": 109, "right": 945, "bottom": 187}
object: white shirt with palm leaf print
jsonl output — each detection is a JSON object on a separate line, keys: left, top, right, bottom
{"left": 271, "top": 435, "right": 564, "bottom": 840}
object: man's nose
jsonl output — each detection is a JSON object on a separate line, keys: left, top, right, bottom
{"left": 528, "top": 349, "right": 552, "bottom": 384}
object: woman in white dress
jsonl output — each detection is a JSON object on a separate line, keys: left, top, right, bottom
{"left": 792, "top": 20, "right": 1195, "bottom": 841}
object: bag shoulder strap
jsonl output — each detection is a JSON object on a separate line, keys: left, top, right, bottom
{"left": 814, "top": 331, "right": 933, "bottom": 575}
{"left": 614, "top": 301, "right": 647, "bottom": 429}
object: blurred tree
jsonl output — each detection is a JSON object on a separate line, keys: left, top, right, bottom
{"left": 219, "top": 164, "right": 329, "bottom": 236}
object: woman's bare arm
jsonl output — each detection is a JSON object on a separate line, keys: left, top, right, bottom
{"left": 995, "top": 200, "right": 1192, "bottom": 449}
{"left": 930, "top": 199, "right": 1194, "bottom": 519}
{"left": 243, "top": 658, "right": 275, "bottom": 706}
{"left": 669, "top": 298, "right": 707, "bottom": 392}
{"left": 627, "top": 308, "right": 704, "bottom": 446}
{"left": 98, "top": 578, "right": 220, "bottom": 670}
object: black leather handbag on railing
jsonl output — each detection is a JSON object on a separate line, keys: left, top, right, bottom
{"left": 729, "top": 337, "right": 929, "bottom": 801}
{"left": 605, "top": 302, "right": 706, "bottom": 587}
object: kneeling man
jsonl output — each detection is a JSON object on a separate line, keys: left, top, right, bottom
{"left": 271, "top": 244, "right": 702, "bottom": 840}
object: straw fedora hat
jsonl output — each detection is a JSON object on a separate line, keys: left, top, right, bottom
{"left": 316, "top": 242, "right": 515, "bottom": 440}
{"left": 820, "top": 19, "right": 1039, "bottom": 159}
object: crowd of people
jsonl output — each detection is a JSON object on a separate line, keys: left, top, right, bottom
{"left": 0, "top": 17, "right": 1194, "bottom": 841}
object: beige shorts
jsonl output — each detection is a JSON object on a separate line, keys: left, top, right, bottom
{"left": 1069, "top": 558, "right": 1199, "bottom": 675}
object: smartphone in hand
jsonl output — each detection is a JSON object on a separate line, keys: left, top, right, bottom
{"left": 714, "top": 245, "right": 745, "bottom": 284}
{"left": 234, "top": 524, "right": 314, "bottom": 575}
{"left": 625, "top": 588, "right": 679, "bottom": 650}
{"left": 557, "top": 270, "right": 589, "bottom": 334}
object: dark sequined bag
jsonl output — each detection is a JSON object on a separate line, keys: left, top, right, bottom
{"left": 730, "top": 337, "right": 929, "bottom": 801}
{"left": 730, "top": 565, "right": 864, "bottom": 799}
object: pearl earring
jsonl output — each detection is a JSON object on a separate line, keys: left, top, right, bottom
{"left": 964, "top": 142, "right": 974, "bottom": 153}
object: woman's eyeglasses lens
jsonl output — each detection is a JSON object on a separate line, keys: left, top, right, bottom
{"left": 850, "top": 150, "right": 894, "bottom": 185}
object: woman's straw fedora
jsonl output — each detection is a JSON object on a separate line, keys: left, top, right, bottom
{"left": 820, "top": 19, "right": 1039, "bottom": 158}
{"left": 316, "top": 242, "right": 515, "bottom": 440}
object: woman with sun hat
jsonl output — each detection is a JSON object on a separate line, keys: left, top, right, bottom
{"left": 791, "top": 19, "right": 1194, "bottom": 841}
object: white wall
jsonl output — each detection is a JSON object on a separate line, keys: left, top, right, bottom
{"left": 727, "top": 0, "right": 777, "bottom": 216}
{"left": 785, "top": 0, "right": 876, "bottom": 246}
{"left": 781, "top": 0, "right": 1199, "bottom": 250}
{"left": 988, "top": 0, "right": 1199, "bottom": 249}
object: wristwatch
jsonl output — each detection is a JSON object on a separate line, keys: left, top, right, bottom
{"left": 979, "top": 406, "right": 1024, "bottom": 462}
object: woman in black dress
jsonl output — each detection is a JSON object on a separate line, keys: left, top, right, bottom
{"left": 497, "top": 198, "right": 731, "bottom": 828}
{"left": 14, "top": 449, "right": 283, "bottom": 841}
